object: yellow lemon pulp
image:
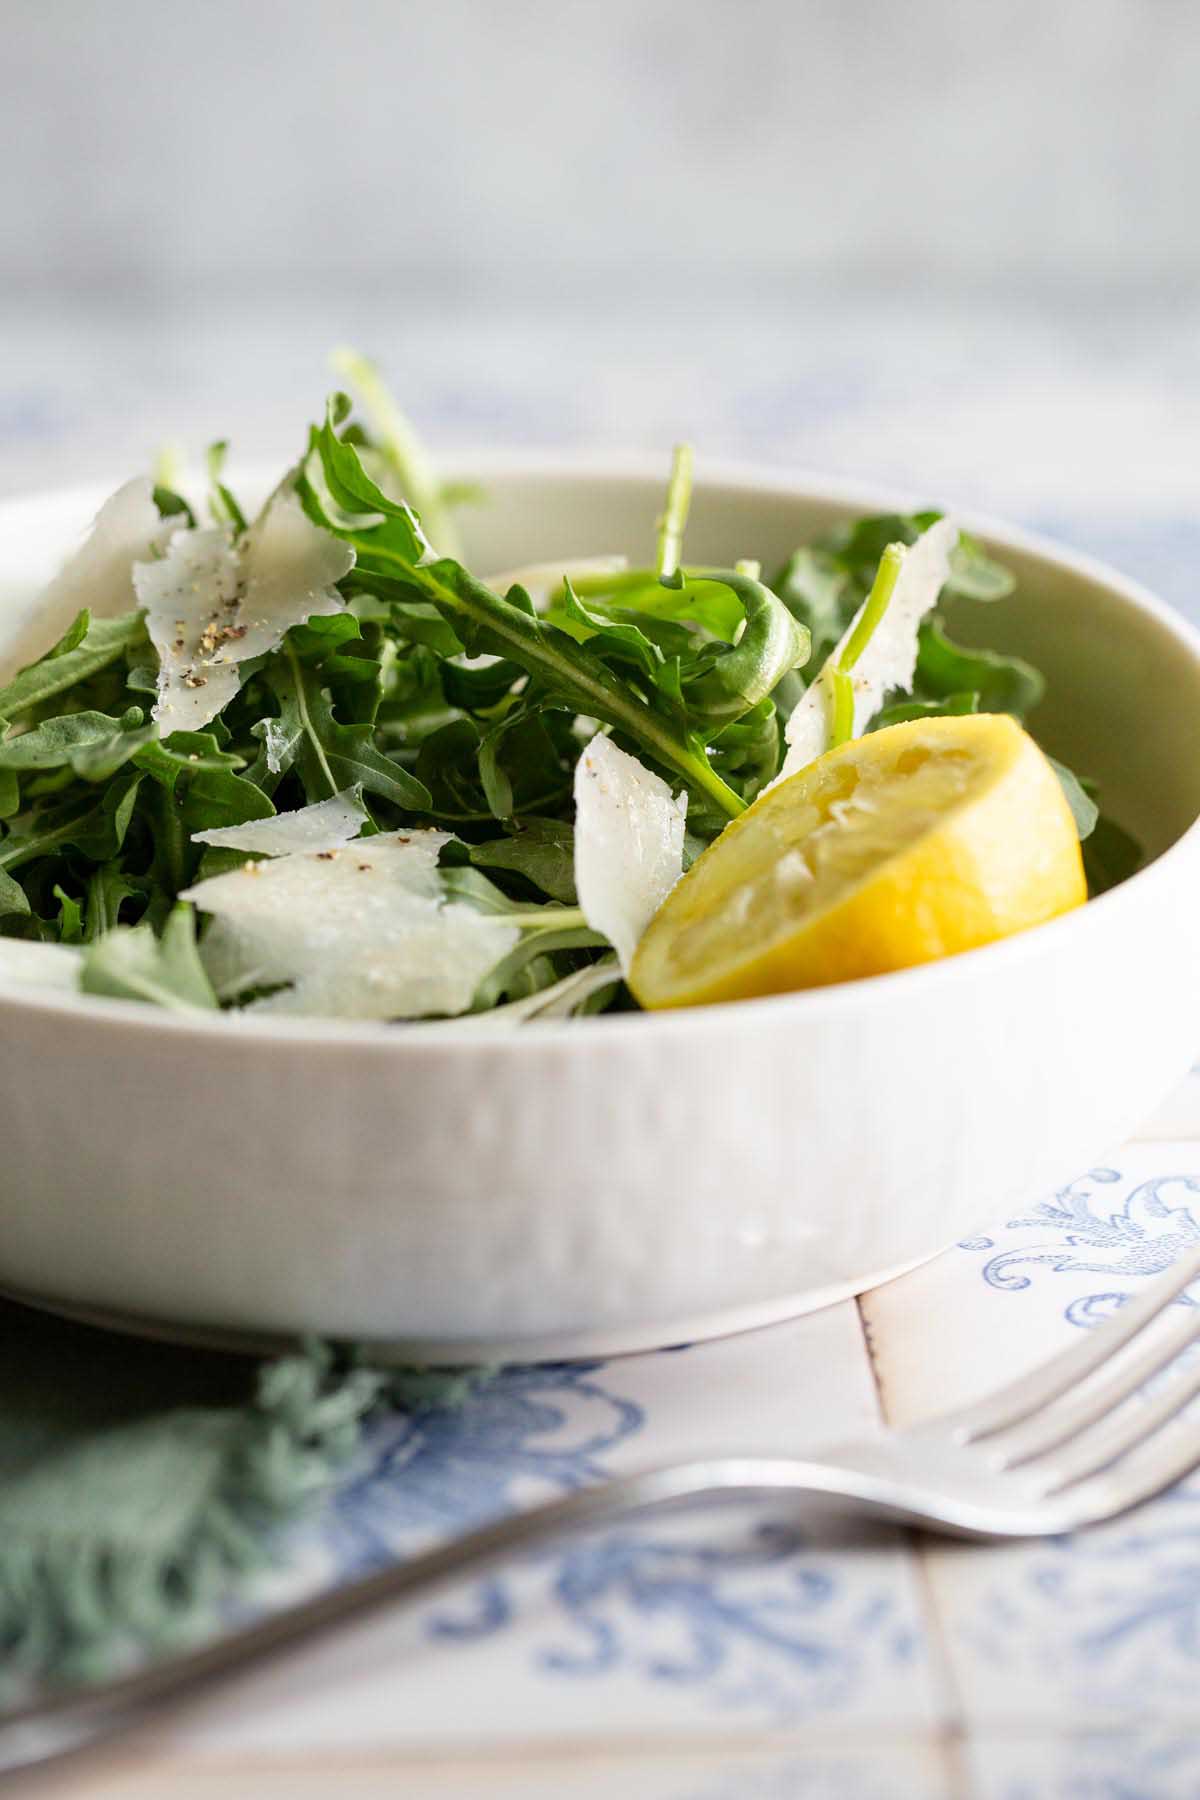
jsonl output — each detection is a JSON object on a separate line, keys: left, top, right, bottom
{"left": 629, "top": 713, "right": 1088, "bottom": 1010}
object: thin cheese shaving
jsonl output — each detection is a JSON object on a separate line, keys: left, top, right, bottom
{"left": 133, "top": 487, "right": 355, "bottom": 734}
{"left": 2, "top": 479, "right": 178, "bottom": 683}
{"left": 778, "top": 518, "right": 958, "bottom": 782}
{"left": 182, "top": 829, "right": 518, "bottom": 1020}
{"left": 191, "top": 790, "right": 368, "bottom": 856}
{"left": 573, "top": 732, "right": 687, "bottom": 972}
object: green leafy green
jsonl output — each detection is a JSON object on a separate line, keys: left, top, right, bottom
{"left": 470, "top": 818, "right": 578, "bottom": 903}
{"left": 80, "top": 906, "right": 218, "bottom": 1011}
{"left": 0, "top": 613, "right": 146, "bottom": 724}
{"left": 1047, "top": 756, "right": 1100, "bottom": 841}
{"left": 0, "top": 381, "right": 1141, "bottom": 1020}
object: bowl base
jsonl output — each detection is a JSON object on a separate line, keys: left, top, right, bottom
{"left": 0, "top": 1250, "right": 938, "bottom": 1366}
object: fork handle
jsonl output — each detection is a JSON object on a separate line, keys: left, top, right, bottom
{"left": 2, "top": 1455, "right": 901, "bottom": 1777}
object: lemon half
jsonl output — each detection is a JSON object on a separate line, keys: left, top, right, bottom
{"left": 629, "top": 713, "right": 1087, "bottom": 1009}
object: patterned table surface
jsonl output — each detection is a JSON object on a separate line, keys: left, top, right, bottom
{"left": 9, "top": 296, "right": 1200, "bottom": 1799}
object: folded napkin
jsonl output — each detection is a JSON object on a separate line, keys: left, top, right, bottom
{"left": 0, "top": 1300, "right": 474, "bottom": 1693}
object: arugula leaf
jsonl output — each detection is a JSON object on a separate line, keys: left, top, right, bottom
{"left": 0, "top": 773, "right": 143, "bottom": 875}
{"left": 0, "top": 708, "right": 151, "bottom": 775}
{"left": 1047, "top": 756, "right": 1100, "bottom": 841}
{"left": 52, "top": 884, "right": 84, "bottom": 944}
{"left": 1083, "top": 813, "right": 1143, "bottom": 895}
{"left": 0, "top": 613, "right": 146, "bottom": 724}
{"left": 268, "top": 647, "right": 432, "bottom": 811}
{"left": 84, "top": 862, "right": 145, "bottom": 940}
{"left": 80, "top": 905, "right": 217, "bottom": 1011}
{"left": 915, "top": 619, "right": 1045, "bottom": 719}
{"left": 152, "top": 485, "right": 197, "bottom": 528}
{"left": 772, "top": 547, "right": 849, "bottom": 675}
{"left": 470, "top": 818, "right": 578, "bottom": 903}
{"left": 0, "top": 868, "right": 30, "bottom": 918}
{"left": 296, "top": 408, "right": 751, "bottom": 818}
{"left": 871, "top": 692, "right": 980, "bottom": 729}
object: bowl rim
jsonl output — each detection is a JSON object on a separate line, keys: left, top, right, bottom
{"left": 2, "top": 451, "right": 1198, "bottom": 1053}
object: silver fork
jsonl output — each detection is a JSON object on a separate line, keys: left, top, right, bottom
{"left": 6, "top": 1245, "right": 1200, "bottom": 1779}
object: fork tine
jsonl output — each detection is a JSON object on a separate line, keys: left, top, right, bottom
{"left": 1034, "top": 1360, "right": 1200, "bottom": 1493}
{"left": 951, "top": 1244, "right": 1200, "bottom": 1442}
{"left": 988, "top": 1306, "right": 1200, "bottom": 1468}
{"left": 1057, "top": 1418, "right": 1200, "bottom": 1525}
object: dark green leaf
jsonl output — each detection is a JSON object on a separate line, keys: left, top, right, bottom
{"left": 1083, "top": 813, "right": 1143, "bottom": 896}
{"left": 915, "top": 619, "right": 1045, "bottom": 719}
{"left": 153, "top": 486, "right": 197, "bottom": 528}
{"left": 470, "top": 818, "right": 577, "bottom": 903}
{"left": 0, "top": 613, "right": 146, "bottom": 724}
{"left": 871, "top": 692, "right": 980, "bottom": 729}
{"left": 84, "top": 863, "right": 145, "bottom": 940}
{"left": 0, "top": 868, "right": 30, "bottom": 918}
{"left": 268, "top": 648, "right": 432, "bottom": 812}
{"left": 0, "top": 709, "right": 150, "bottom": 776}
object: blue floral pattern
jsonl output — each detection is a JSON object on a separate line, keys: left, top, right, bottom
{"left": 959, "top": 1167, "right": 1200, "bottom": 1311}
{"left": 310, "top": 1358, "right": 924, "bottom": 1723}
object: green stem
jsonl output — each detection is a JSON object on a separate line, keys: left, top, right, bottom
{"left": 655, "top": 444, "right": 694, "bottom": 579}
{"left": 829, "top": 669, "right": 855, "bottom": 748}
{"left": 284, "top": 645, "right": 338, "bottom": 797}
{"left": 839, "top": 542, "right": 905, "bottom": 672}
{"left": 504, "top": 907, "right": 588, "bottom": 930}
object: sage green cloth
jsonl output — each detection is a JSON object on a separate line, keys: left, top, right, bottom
{"left": 0, "top": 1299, "right": 388, "bottom": 1690}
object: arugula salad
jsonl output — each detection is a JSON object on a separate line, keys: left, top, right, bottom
{"left": 0, "top": 358, "right": 1138, "bottom": 1024}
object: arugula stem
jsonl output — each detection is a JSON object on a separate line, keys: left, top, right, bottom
{"left": 829, "top": 669, "right": 855, "bottom": 747}
{"left": 502, "top": 907, "right": 587, "bottom": 930}
{"left": 839, "top": 542, "right": 905, "bottom": 671}
{"left": 655, "top": 444, "right": 694, "bottom": 580}
{"left": 284, "top": 644, "right": 338, "bottom": 797}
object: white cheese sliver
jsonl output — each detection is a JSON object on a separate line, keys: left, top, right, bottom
{"left": 133, "top": 488, "right": 355, "bottom": 734}
{"left": 777, "top": 518, "right": 958, "bottom": 783}
{"left": 0, "top": 940, "right": 82, "bottom": 993}
{"left": 1, "top": 478, "right": 177, "bottom": 684}
{"left": 182, "top": 829, "right": 517, "bottom": 1021}
{"left": 191, "top": 790, "right": 368, "bottom": 856}
{"left": 573, "top": 732, "right": 687, "bottom": 973}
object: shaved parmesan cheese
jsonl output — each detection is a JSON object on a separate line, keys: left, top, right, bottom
{"left": 483, "top": 556, "right": 628, "bottom": 611}
{"left": 777, "top": 518, "right": 958, "bottom": 783}
{"left": 2, "top": 478, "right": 178, "bottom": 684}
{"left": 191, "top": 790, "right": 367, "bottom": 857}
{"left": 0, "top": 939, "right": 81, "bottom": 993}
{"left": 574, "top": 732, "right": 687, "bottom": 972}
{"left": 182, "top": 830, "right": 518, "bottom": 1021}
{"left": 133, "top": 487, "right": 355, "bottom": 734}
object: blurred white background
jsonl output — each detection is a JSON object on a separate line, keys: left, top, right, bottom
{"left": 1, "top": 0, "right": 1198, "bottom": 600}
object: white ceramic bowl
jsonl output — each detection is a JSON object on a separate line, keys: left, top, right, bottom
{"left": 1, "top": 460, "right": 1199, "bottom": 1362}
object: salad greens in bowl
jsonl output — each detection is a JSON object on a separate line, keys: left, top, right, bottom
{"left": 0, "top": 358, "right": 1197, "bottom": 1359}
{"left": 0, "top": 362, "right": 1138, "bottom": 1022}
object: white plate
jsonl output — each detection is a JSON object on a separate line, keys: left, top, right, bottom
{"left": 1, "top": 458, "right": 1199, "bottom": 1360}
